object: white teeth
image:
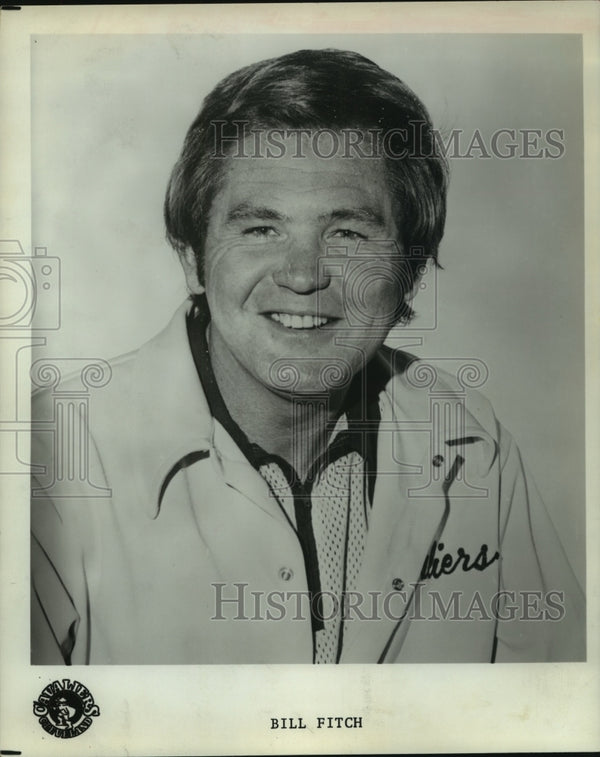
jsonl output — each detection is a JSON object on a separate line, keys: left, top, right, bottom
{"left": 270, "top": 313, "right": 329, "bottom": 329}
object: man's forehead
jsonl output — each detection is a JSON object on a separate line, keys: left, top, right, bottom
{"left": 213, "top": 161, "right": 393, "bottom": 227}
{"left": 222, "top": 154, "right": 385, "bottom": 182}
{"left": 217, "top": 136, "right": 389, "bottom": 194}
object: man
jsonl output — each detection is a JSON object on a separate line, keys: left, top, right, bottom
{"left": 31, "top": 48, "right": 584, "bottom": 664}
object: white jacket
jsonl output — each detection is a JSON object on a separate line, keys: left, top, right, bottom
{"left": 30, "top": 302, "right": 585, "bottom": 664}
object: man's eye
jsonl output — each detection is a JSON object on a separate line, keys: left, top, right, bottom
{"left": 331, "top": 229, "right": 367, "bottom": 241}
{"left": 243, "top": 226, "right": 278, "bottom": 237}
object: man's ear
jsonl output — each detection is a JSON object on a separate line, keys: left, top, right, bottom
{"left": 180, "top": 248, "right": 205, "bottom": 294}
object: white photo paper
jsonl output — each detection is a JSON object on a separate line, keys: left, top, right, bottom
{"left": 0, "top": 3, "right": 598, "bottom": 755}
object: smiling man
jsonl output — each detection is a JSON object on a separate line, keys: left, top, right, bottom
{"left": 31, "top": 49, "right": 585, "bottom": 664}
{"left": 191, "top": 136, "right": 401, "bottom": 480}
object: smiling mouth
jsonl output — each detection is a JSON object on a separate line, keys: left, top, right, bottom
{"left": 269, "top": 312, "right": 332, "bottom": 329}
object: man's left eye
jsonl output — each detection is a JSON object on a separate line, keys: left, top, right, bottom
{"left": 330, "top": 229, "right": 367, "bottom": 241}
{"left": 243, "top": 226, "right": 278, "bottom": 237}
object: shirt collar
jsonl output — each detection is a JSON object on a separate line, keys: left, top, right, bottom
{"left": 186, "top": 295, "right": 269, "bottom": 469}
{"left": 128, "top": 299, "right": 214, "bottom": 516}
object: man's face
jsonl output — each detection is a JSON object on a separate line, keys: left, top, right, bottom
{"left": 191, "top": 135, "right": 404, "bottom": 398}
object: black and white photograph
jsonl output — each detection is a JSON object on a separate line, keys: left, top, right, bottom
{"left": 1, "top": 3, "right": 598, "bottom": 755}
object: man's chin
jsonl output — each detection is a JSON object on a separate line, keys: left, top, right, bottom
{"left": 262, "top": 354, "right": 355, "bottom": 397}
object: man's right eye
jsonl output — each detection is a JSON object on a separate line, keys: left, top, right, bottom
{"left": 243, "top": 226, "right": 278, "bottom": 237}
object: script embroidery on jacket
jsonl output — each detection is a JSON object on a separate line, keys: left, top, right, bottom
{"left": 420, "top": 541, "right": 500, "bottom": 580}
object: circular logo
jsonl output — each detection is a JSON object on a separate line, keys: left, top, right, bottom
{"left": 33, "top": 679, "right": 100, "bottom": 739}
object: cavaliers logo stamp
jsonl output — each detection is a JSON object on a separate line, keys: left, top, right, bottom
{"left": 33, "top": 679, "right": 100, "bottom": 738}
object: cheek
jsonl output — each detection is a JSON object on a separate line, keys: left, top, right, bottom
{"left": 203, "top": 241, "right": 265, "bottom": 302}
{"left": 202, "top": 237, "right": 235, "bottom": 286}
{"left": 343, "top": 265, "right": 405, "bottom": 325}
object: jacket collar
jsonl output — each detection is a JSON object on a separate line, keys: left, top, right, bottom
{"left": 128, "top": 301, "right": 498, "bottom": 517}
{"left": 129, "top": 301, "right": 215, "bottom": 516}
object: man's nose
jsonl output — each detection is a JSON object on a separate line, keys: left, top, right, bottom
{"left": 272, "top": 239, "right": 331, "bottom": 293}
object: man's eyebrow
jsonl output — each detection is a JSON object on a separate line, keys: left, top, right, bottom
{"left": 320, "top": 208, "right": 386, "bottom": 227}
{"left": 224, "top": 203, "right": 387, "bottom": 227}
{"left": 225, "top": 203, "right": 290, "bottom": 223}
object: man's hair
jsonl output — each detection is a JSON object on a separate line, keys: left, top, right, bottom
{"left": 164, "top": 48, "right": 449, "bottom": 322}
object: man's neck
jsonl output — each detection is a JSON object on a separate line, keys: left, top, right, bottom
{"left": 208, "top": 329, "right": 346, "bottom": 481}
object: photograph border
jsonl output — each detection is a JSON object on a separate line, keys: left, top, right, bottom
{"left": 1, "top": 3, "right": 599, "bottom": 755}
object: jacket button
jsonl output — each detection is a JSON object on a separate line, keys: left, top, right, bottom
{"left": 279, "top": 567, "right": 294, "bottom": 582}
{"left": 432, "top": 454, "right": 444, "bottom": 467}
{"left": 392, "top": 577, "right": 404, "bottom": 591}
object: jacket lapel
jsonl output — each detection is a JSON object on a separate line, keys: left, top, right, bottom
{"left": 340, "top": 356, "right": 498, "bottom": 663}
{"left": 340, "top": 391, "right": 450, "bottom": 662}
